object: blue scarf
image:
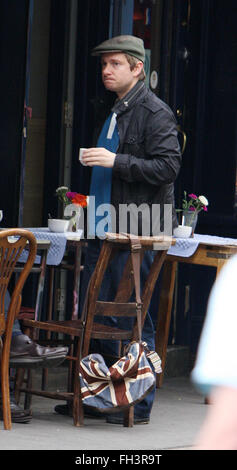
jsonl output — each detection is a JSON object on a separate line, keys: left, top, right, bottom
{"left": 88, "top": 113, "right": 119, "bottom": 238}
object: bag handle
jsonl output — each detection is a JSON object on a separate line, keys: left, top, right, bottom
{"left": 82, "top": 235, "right": 143, "bottom": 343}
{"left": 128, "top": 236, "right": 143, "bottom": 343}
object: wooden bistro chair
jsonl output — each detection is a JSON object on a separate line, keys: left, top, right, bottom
{"left": 20, "top": 233, "right": 173, "bottom": 427}
{"left": 0, "top": 229, "right": 37, "bottom": 429}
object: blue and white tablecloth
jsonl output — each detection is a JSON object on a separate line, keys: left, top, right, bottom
{"left": 167, "top": 233, "right": 237, "bottom": 258}
{"left": 18, "top": 229, "right": 237, "bottom": 265}
{"left": 20, "top": 228, "right": 83, "bottom": 266}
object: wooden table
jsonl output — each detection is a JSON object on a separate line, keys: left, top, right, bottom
{"left": 44, "top": 238, "right": 86, "bottom": 322}
{"left": 155, "top": 237, "right": 237, "bottom": 387}
{"left": 16, "top": 240, "right": 51, "bottom": 321}
{"left": 15, "top": 229, "right": 85, "bottom": 324}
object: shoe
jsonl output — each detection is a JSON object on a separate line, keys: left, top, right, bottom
{"left": 54, "top": 403, "right": 105, "bottom": 419}
{"left": 0, "top": 398, "right": 32, "bottom": 424}
{"left": 9, "top": 335, "right": 68, "bottom": 368}
{"left": 106, "top": 412, "right": 150, "bottom": 425}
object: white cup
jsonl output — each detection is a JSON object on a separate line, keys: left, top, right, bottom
{"left": 79, "top": 148, "right": 87, "bottom": 166}
{"left": 0, "top": 210, "right": 3, "bottom": 222}
{"left": 48, "top": 218, "right": 69, "bottom": 233}
{"left": 173, "top": 225, "right": 192, "bottom": 238}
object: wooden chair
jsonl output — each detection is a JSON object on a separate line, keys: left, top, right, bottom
{"left": 0, "top": 229, "right": 37, "bottom": 429}
{"left": 20, "top": 233, "right": 172, "bottom": 427}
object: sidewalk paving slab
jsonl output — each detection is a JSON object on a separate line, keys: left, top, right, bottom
{"left": 0, "top": 376, "right": 207, "bottom": 451}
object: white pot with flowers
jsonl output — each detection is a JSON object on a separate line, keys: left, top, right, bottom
{"left": 175, "top": 191, "right": 209, "bottom": 238}
{"left": 48, "top": 186, "right": 88, "bottom": 232}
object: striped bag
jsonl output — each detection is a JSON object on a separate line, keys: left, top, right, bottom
{"left": 79, "top": 341, "right": 161, "bottom": 412}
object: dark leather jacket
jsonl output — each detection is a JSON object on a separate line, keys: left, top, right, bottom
{"left": 110, "top": 81, "right": 181, "bottom": 234}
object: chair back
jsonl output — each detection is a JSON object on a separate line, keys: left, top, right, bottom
{"left": 0, "top": 229, "right": 37, "bottom": 429}
{"left": 0, "top": 229, "right": 37, "bottom": 336}
{"left": 81, "top": 235, "right": 169, "bottom": 356}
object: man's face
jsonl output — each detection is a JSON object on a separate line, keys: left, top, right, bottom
{"left": 101, "top": 52, "right": 141, "bottom": 99}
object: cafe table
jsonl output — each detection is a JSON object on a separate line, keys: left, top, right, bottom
{"left": 0, "top": 228, "right": 51, "bottom": 322}
{"left": 156, "top": 233, "right": 237, "bottom": 387}
{"left": 16, "top": 227, "right": 85, "bottom": 391}
{"left": 20, "top": 227, "right": 85, "bottom": 322}
{"left": 17, "top": 229, "right": 237, "bottom": 391}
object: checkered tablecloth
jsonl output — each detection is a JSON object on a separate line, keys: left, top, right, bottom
{"left": 18, "top": 229, "right": 237, "bottom": 264}
{"left": 167, "top": 233, "right": 237, "bottom": 258}
{"left": 19, "top": 228, "right": 83, "bottom": 266}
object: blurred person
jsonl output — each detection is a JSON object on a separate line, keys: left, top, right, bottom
{"left": 191, "top": 253, "right": 237, "bottom": 449}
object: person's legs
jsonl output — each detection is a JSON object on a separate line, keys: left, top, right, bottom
{"left": 1, "top": 290, "right": 68, "bottom": 424}
{"left": 1, "top": 290, "right": 32, "bottom": 423}
{"left": 79, "top": 238, "right": 120, "bottom": 357}
{"left": 56, "top": 240, "right": 157, "bottom": 422}
{"left": 3, "top": 289, "right": 68, "bottom": 362}
{"left": 82, "top": 241, "right": 156, "bottom": 421}
{"left": 105, "top": 249, "right": 156, "bottom": 423}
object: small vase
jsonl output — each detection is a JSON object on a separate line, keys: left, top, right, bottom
{"left": 182, "top": 210, "right": 198, "bottom": 237}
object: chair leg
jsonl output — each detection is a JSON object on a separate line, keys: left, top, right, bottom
{"left": 123, "top": 406, "right": 134, "bottom": 427}
{"left": 72, "top": 385, "right": 84, "bottom": 427}
{"left": 72, "top": 338, "right": 84, "bottom": 427}
{"left": 1, "top": 362, "right": 12, "bottom": 430}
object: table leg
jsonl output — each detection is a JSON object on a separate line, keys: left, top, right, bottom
{"left": 71, "top": 244, "right": 82, "bottom": 321}
{"left": 155, "top": 260, "right": 177, "bottom": 388}
{"left": 68, "top": 244, "right": 82, "bottom": 394}
{"left": 41, "top": 266, "right": 55, "bottom": 390}
{"left": 34, "top": 249, "right": 48, "bottom": 322}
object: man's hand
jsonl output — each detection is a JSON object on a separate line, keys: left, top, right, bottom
{"left": 82, "top": 147, "right": 116, "bottom": 168}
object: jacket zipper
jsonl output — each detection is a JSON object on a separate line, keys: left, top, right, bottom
{"left": 123, "top": 82, "right": 145, "bottom": 107}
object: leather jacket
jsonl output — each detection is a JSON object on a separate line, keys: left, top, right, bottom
{"left": 110, "top": 81, "right": 182, "bottom": 234}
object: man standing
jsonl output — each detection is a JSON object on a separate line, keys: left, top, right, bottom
{"left": 84, "top": 35, "right": 181, "bottom": 238}
{"left": 56, "top": 35, "right": 181, "bottom": 424}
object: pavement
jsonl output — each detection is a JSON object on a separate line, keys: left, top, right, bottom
{"left": 0, "top": 367, "right": 208, "bottom": 451}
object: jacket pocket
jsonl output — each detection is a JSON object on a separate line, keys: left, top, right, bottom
{"left": 122, "top": 135, "right": 145, "bottom": 157}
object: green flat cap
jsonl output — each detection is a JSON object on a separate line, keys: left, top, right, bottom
{"left": 91, "top": 35, "right": 145, "bottom": 63}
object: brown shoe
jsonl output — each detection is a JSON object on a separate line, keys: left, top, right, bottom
{"left": 9, "top": 334, "right": 68, "bottom": 367}
{"left": 0, "top": 398, "right": 32, "bottom": 424}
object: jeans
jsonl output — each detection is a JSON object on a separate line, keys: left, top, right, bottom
{"left": 79, "top": 239, "right": 156, "bottom": 418}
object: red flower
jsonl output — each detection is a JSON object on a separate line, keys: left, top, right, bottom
{"left": 71, "top": 193, "right": 87, "bottom": 207}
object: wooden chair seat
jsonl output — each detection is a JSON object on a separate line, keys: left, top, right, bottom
{"left": 23, "top": 318, "right": 84, "bottom": 336}
{"left": 23, "top": 318, "right": 132, "bottom": 342}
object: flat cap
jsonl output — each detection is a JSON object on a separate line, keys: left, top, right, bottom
{"left": 91, "top": 35, "right": 145, "bottom": 63}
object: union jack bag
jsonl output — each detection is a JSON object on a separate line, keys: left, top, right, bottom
{"left": 79, "top": 234, "right": 162, "bottom": 413}
{"left": 79, "top": 341, "right": 160, "bottom": 412}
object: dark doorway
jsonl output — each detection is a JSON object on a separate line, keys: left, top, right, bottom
{"left": 0, "top": 0, "right": 29, "bottom": 228}
{"left": 168, "top": 0, "right": 237, "bottom": 357}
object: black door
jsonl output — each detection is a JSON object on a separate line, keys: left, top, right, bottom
{"left": 43, "top": 0, "right": 111, "bottom": 222}
{"left": 0, "top": 0, "right": 29, "bottom": 227}
{"left": 161, "top": 0, "right": 237, "bottom": 357}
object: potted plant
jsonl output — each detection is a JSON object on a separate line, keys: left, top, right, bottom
{"left": 55, "top": 186, "right": 88, "bottom": 232}
{"left": 176, "top": 191, "right": 209, "bottom": 236}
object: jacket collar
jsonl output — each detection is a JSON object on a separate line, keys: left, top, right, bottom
{"left": 112, "top": 81, "right": 147, "bottom": 116}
